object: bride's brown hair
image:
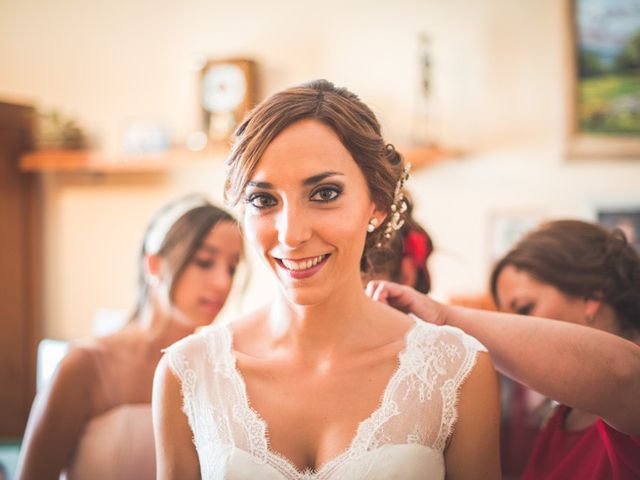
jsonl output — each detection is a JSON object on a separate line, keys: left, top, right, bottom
{"left": 224, "top": 79, "right": 404, "bottom": 270}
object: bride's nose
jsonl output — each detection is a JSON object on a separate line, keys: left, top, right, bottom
{"left": 275, "top": 200, "right": 312, "bottom": 248}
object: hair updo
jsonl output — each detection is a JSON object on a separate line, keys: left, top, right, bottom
{"left": 490, "top": 219, "right": 640, "bottom": 336}
{"left": 224, "top": 79, "right": 406, "bottom": 271}
{"left": 365, "top": 193, "right": 434, "bottom": 293}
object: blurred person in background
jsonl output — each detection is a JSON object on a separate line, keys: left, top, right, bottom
{"left": 368, "top": 219, "right": 640, "bottom": 480}
{"left": 16, "top": 195, "right": 243, "bottom": 480}
{"left": 363, "top": 193, "right": 434, "bottom": 294}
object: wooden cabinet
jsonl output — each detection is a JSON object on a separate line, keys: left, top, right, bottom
{"left": 0, "top": 101, "right": 42, "bottom": 439}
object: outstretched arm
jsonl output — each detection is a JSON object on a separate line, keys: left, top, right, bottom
{"left": 367, "top": 280, "right": 640, "bottom": 436}
{"left": 152, "top": 356, "right": 200, "bottom": 480}
{"left": 15, "top": 348, "right": 94, "bottom": 480}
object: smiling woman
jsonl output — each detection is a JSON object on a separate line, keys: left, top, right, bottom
{"left": 153, "top": 80, "right": 501, "bottom": 480}
{"left": 240, "top": 119, "right": 382, "bottom": 306}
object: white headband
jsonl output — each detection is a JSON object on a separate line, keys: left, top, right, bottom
{"left": 144, "top": 196, "right": 209, "bottom": 255}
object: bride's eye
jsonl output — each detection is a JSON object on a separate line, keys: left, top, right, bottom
{"left": 245, "top": 193, "right": 277, "bottom": 209}
{"left": 310, "top": 185, "right": 342, "bottom": 203}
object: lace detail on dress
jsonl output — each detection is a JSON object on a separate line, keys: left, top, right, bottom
{"left": 433, "top": 329, "right": 485, "bottom": 451}
{"left": 165, "top": 318, "right": 487, "bottom": 479}
{"left": 165, "top": 349, "right": 197, "bottom": 435}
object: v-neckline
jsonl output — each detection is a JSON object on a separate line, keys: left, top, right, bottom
{"left": 222, "top": 319, "right": 419, "bottom": 477}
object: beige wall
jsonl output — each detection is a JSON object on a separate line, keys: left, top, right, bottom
{"left": 1, "top": 0, "right": 639, "bottom": 338}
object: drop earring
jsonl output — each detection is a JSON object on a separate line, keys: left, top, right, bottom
{"left": 367, "top": 217, "right": 379, "bottom": 233}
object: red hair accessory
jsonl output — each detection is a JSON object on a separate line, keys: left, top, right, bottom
{"left": 403, "top": 230, "right": 433, "bottom": 268}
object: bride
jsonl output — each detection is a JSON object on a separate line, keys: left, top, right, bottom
{"left": 153, "top": 80, "right": 501, "bottom": 479}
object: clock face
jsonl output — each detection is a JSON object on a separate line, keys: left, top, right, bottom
{"left": 202, "top": 64, "right": 247, "bottom": 113}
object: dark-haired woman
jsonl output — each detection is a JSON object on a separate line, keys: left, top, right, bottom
{"left": 154, "top": 80, "right": 500, "bottom": 479}
{"left": 16, "top": 196, "right": 243, "bottom": 480}
{"left": 368, "top": 219, "right": 640, "bottom": 479}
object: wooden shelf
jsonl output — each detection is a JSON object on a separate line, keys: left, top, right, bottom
{"left": 20, "top": 145, "right": 456, "bottom": 174}
{"left": 19, "top": 147, "right": 229, "bottom": 174}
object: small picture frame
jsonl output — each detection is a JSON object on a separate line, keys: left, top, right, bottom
{"left": 487, "top": 210, "right": 544, "bottom": 263}
{"left": 596, "top": 206, "right": 640, "bottom": 251}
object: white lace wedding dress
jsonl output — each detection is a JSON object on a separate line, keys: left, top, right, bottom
{"left": 166, "top": 317, "right": 486, "bottom": 479}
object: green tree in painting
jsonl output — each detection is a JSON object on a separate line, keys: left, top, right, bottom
{"left": 579, "top": 49, "right": 607, "bottom": 77}
{"left": 615, "top": 31, "right": 640, "bottom": 71}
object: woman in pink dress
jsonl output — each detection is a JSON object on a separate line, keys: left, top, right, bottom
{"left": 16, "top": 195, "right": 243, "bottom": 480}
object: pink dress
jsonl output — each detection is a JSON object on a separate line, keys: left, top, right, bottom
{"left": 60, "top": 343, "right": 156, "bottom": 480}
{"left": 64, "top": 404, "right": 155, "bottom": 480}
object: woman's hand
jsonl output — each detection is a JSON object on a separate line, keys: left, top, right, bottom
{"left": 365, "top": 280, "right": 447, "bottom": 326}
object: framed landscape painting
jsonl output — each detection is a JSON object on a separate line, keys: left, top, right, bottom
{"left": 567, "top": 0, "right": 640, "bottom": 158}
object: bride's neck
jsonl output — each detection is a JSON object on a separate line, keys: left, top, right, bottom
{"left": 268, "top": 283, "right": 375, "bottom": 355}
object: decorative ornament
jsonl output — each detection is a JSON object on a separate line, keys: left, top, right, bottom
{"left": 377, "top": 163, "right": 411, "bottom": 247}
{"left": 367, "top": 217, "right": 379, "bottom": 233}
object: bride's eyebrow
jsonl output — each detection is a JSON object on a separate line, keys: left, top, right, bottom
{"left": 246, "top": 180, "right": 273, "bottom": 190}
{"left": 302, "top": 171, "right": 344, "bottom": 186}
{"left": 246, "top": 171, "right": 344, "bottom": 190}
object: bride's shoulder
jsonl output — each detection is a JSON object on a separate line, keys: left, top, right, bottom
{"left": 411, "top": 316, "right": 488, "bottom": 354}
{"left": 164, "top": 321, "right": 228, "bottom": 359}
{"left": 165, "top": 306, "right": 268, "bottom": 361}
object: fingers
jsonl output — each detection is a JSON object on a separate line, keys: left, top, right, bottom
{"left": 365, "top": 280, "right": 378, "bottom": 298}
{"left": 366, "top": 280, "right": 389, "bottom": 304}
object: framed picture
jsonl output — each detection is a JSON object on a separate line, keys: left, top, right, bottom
{"left": 487, "top": 210, "right": 544, "bottom": 263}
{"left": 597, "top": 206, "right": 640, "bottom": 251}
{"left": 566, "top": 0, "right": 640, "bottom": 159}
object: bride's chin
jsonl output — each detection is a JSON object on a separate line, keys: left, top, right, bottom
{"left": 281, "top": 288, "right": 328, "bottom": 307}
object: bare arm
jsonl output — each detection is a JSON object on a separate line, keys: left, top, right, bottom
{"left": 445, "top": 352, "right": 501, "bottom": 480}
{"left": 152, "top": 355, "right": 200, "bottom": 480}
{"left": 367, "top": 280, "right": 640, "bottom": 436}
{"left": 15, "top": 347, "right": 94, "bottom": 480}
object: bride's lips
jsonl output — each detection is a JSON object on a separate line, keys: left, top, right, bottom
{"left": 275, "top": 254, "right": 330, "bottom": 280}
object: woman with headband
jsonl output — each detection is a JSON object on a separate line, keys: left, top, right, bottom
{"left": 16, "top": 195, "right": 243, "bottom": 480}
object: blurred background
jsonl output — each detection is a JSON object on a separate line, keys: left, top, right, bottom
{"left": 1, "top": 0, "right": 639, "bottom": 473}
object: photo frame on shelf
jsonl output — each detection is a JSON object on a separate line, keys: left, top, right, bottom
{"left": 565, "top": 0, "right": 640, "bottom": 159}
{"left": 199, "top": 58, "right": 256, "bottom": 144}
{"left": 487, "top": 209, "right": 544, "bottom": 264}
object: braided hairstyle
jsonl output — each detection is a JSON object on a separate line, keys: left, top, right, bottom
{"left": 224, "top": 79, "right": 406, "bottom": 272}
{"left": 490, "top": 219, "right": 640, "bottom": 337}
